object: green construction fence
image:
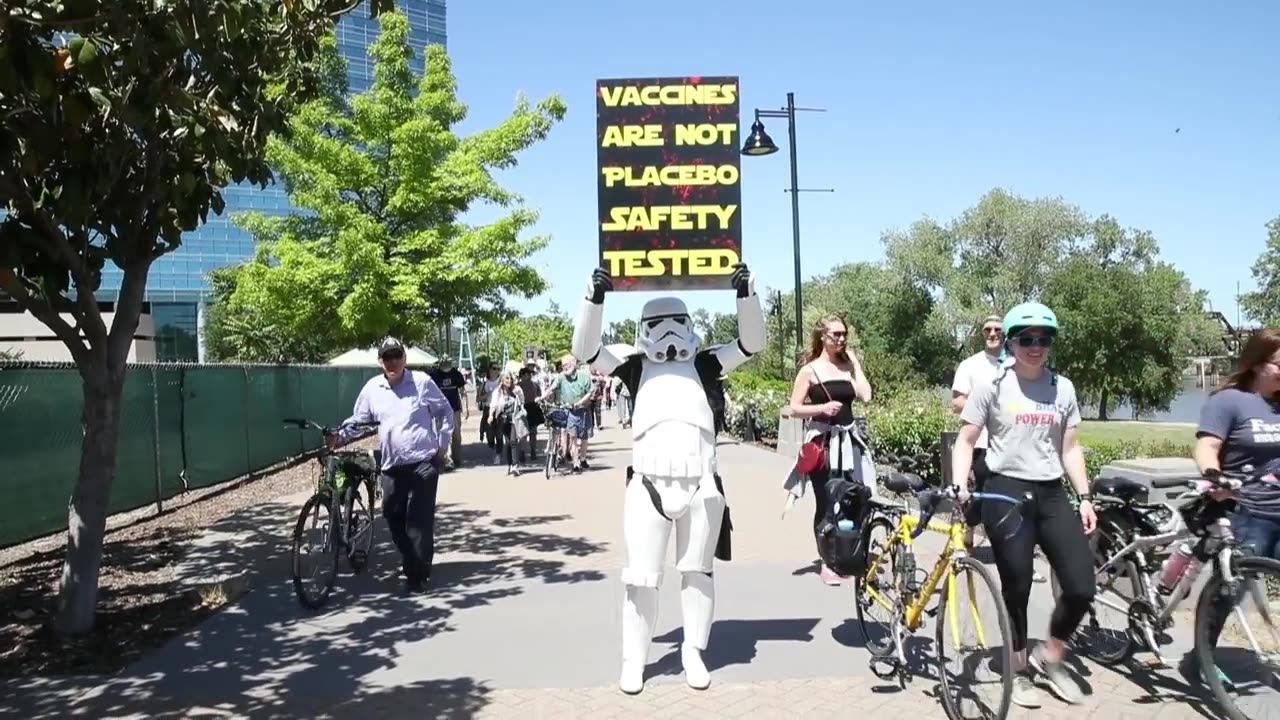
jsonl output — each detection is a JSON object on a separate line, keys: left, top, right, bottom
{"left": 0, "top": 362, "right": 375, "bottom": 548}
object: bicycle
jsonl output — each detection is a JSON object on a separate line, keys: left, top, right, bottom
{"left": 855, "top": 452, "right": 1030, "bottom": 720}
{"left": 1051, "top": 467, "right": 1280, "bottom": 720}
{"left": 283, "top": 417, "right": 381, "bottom": 610}
{"left": 541, "top": 403, "right": 572, "bottom": 478}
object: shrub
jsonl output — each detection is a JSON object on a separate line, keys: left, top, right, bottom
{"left": 724, "top": 373, "right": 790, "bottom": 441}
{"left": 863, "top": 389, "right": 959, "bottom": 484}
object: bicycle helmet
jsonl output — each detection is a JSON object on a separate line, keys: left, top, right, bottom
{"left": 1002, "top": 302, "right": 1058, "bottom": 338}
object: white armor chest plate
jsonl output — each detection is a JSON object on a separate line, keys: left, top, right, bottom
{"left": 629, "top": 360, "right": 716, "bottom": 479}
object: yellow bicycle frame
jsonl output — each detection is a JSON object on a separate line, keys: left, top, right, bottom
{"left": 860, "top": 510, "right": 990, "bottom": 649}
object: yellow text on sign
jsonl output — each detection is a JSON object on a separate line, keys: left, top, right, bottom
{"left": 599, "top": 83, "right": 738, "bottom": 107}
{"left": 603, "top": 248, "right": 740, "bottom": 277}
{"left": 674, "top": 123, "right": 736, "bottom": 145}
{"left": 601, "top": 205, "right": 737, "bottom": 232}
{"left": 601, "top": 125, "right": 664, "bottom": 148}
{"left": 601, "top": 164, "right": 739, "bottom": 188}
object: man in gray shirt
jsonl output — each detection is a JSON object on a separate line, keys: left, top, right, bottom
{"left": 331, "top": 336, "right": 455, "bottom": 593}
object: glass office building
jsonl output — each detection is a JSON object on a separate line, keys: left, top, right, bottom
{"left": 99, "top": 1, "right": 447, "bottom": 361}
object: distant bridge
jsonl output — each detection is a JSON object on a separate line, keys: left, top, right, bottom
{"left": 1204, "top": 311, "right": 1259, "bottom": 356}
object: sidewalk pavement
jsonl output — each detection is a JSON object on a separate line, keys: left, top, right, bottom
{"left": 1, "top": 414, "right": 1222, "bottom": 719}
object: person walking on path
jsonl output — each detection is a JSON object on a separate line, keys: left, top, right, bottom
{"left": 781, "top": 313, "right": 873, "bottom": 586}
{"left": 950, "top": 303, "right": 1096, "bottom": 708}
{"left": 331, "top": 337, "right": 455, "bottom": 594}
{"left": 538, "top": 354, "right": 595, "bottom": 472}
{"left": 952, "top": 313, "right": 1048, "bottom": 584}
{"left": 428, "top": 355, "right": 467, "bottom": 470}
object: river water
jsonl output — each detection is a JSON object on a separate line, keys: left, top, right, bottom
{"left": 1080, "top": 377, "right": 1213, "bottom": 424}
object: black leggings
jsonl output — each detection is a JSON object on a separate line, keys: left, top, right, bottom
{"left": 491, "top": 417, "right": 514, "bottom": 465}
{"left": 982, "top": 473, "right": 1095, "bottom": 653}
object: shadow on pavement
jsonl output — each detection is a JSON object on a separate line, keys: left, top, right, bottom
{"left": 1, "top": 494, "right": 608, "bottom": 719}
{"left": 649, "top": 617, "right": 821, "bottom": 677}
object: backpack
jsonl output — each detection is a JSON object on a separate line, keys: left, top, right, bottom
{"left": 814, "top": 476, "right": 874, "bottom": 577}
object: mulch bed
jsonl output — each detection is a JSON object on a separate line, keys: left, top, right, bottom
{"left": 0, "top": 438, "right": 374, "bottom": 677}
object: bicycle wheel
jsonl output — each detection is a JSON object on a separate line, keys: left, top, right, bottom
{"left": 1050, "top": 543, "right": 1142, "bottom": 665}
{"left": 291, "top": 492, "right": 340, "bottom": 609}
{"left": 855, "top": 516, "right": 900, "bottom": 656}
{"left": 544, "top": 429, "right": 557, "bottom": 478}
{"left": 935, "top": 556, "right": 1013, "bottom": 720}
{"left": 1194, "top": 554, "right": 1280, "bottom": 720}
{"left": 343, "top": 482, "right": 376, "bottom": 573}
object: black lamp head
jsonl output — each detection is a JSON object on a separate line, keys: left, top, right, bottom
{"left": 740, "top": 119, "right": 779, "bottom": 156}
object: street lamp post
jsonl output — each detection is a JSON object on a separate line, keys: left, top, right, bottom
{"left": 741, "top": 92, "right": 830, "bottom": 365}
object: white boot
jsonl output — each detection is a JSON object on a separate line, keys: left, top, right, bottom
{"left": 620, "top": 584, "right": 658, "bottom": 694}
{"left": 680, "top": 571, "right": 715, "bottom": 690}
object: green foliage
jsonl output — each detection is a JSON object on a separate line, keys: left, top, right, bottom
{"left": 1079, "top": 438, "right": 1194, "bottom": 482}
{"left": 0, "top": 0, "right": 369, "bottom": 366}
{"left": 882, "top": 188, "right": 1090, "bottom": 337}
{"left": 211, "top": 12, "right": 566, "bottom": 359}
{"left": 1044, "top": 248, "right": 1214, "bottom": 418}
{"left": 693, "top": 308, "right": 738, "bottom": 346}
{"left": 1240, "top": 217, "right": 1280, "bottom": 326}
{"left": 493, "top": 301, "right": 573, "bottom": 362}
{"left": 724, "top": 373, "right": 790, "bottom": 440}
{"left": 863, "top": 389, "right": 959, "bottom": 484}
{"left": 604, "top": 318, "right": 637, "bottom": 345}
{"left": 756, "top": 262, "right": 956, "bottom": 388}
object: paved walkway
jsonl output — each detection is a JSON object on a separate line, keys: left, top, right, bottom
{"left": 1, "top": 415, "right": 1229, "bottom": 719}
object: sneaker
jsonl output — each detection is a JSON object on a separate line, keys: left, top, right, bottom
{"left": 1012, "top": 675, "right": 1042, "bottom": 708}
{"left": 1029, "top": 646, "right": 1084, "bottom": 704}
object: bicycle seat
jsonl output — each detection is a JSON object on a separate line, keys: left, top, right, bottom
{"left": 882, "top": 472, "right": 926, "bottom": 495}
{"left": 1092, "top": 475, "right": 1149, "bottom": 504}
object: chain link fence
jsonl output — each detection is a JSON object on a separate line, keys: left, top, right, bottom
{"left": 0, "top": 362, "right": 373, "bottom": 547}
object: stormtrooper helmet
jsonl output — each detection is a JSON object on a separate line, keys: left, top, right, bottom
{"left": 637, "top": 296, "right": 701, "bottom": 363}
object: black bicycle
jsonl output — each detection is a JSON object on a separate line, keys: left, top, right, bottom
{"left": 283, "top": 417, "right": 381, "bottom": 610}
{"left": 1053, "top": 467, "right": 1280, "bottom": 720}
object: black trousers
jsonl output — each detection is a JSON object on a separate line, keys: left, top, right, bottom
{"left": 380, "top": 460, "right": 441, "bottom": 583}
{"left": 981, "top": 473, "right": 1095, "bottom": 653}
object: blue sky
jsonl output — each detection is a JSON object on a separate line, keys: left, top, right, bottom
{"left": 442, "top": 0, "right": 1278, "bottom": 330}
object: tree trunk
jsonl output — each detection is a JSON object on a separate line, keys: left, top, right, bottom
{"left": 55, "top": 359, "right": 127, "bottom": 635}
{"left": 1098, "top": 387, "right": 1110, "bottom": 421}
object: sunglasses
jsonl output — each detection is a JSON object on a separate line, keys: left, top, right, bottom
{"left": 380, "top": 350, "right": 405, "bottom": 361}
{"left": 982, "top": 326, "right": 1003, "bottom": 336}
{"left": 1013, "top": 335, "right": 1054, "bottom": 348}
{"left": 826, "top": 331, "right": 848, "bottom": 339}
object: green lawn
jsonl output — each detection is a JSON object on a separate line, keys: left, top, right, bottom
{"left": 1078, "top": 420, "right": 1196, "bottom": 446}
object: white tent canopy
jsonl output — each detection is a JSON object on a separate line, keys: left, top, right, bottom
{"left": 327, "top": 346, "right": 438, "bottom": 367}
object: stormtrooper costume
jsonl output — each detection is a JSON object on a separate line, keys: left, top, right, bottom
{"left": 571, "top": 264, "right": 766, "bottom": 695}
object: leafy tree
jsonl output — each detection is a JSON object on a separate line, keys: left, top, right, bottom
{"left": 1239, "top": 216, "right": 1280, "bottom": 326}
{"left": 202, "top": 265, "right": 337, "bottom": 362}
{"left": 882, "top": 188, "right": 1090, "bottom": 337}
{"left": 604, "top": 317, "right": 637, "bottom": 346}
{"left": 692, "top": 308, "right": 738, "bottom": 347}
{"left": 0, "top": 0, "right": 376, "bottom": 634}
{"left": 757, "top": 262, "right": 955, "bottom": 393}
{"left": 216, "top": 13, "right": 566, "bottom": 357}
{"left": 493, "top": 302, "right": 573, "bottom": 363}
{"left": 1042, "top": 233, "right": 1215, "bottom": 419}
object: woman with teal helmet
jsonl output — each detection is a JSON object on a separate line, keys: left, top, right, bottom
{"left": 950, "top": 300, "right": 1097, "bottom": 708}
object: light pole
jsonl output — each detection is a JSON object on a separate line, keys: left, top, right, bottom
{"left": 741, "top": 92, "right": 830, "bottom": 363}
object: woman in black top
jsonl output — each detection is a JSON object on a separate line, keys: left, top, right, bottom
{"left": 786, "top": 314, "right": 872, "bottom": 585}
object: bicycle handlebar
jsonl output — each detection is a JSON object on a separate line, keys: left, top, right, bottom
{"left": 912, "top": 486, "right": 1031, "bottom": 541}
{"left": 282, "top": 417, "right": 380, "bottom": 435}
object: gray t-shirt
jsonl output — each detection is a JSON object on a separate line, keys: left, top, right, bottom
{"left": 952, "top": 350, "right": 1001, "bottom": 449}
{"left": 960, "top": 370, "right": 1082, "bottom": 482}
{"left": 1197, "top": 388, "right": 1280, "bottom": 519}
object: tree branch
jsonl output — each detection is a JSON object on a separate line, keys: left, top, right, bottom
{"left": 0, "top": 173, "right": 89, "bottom": 281}
{"left": 106, "top": 259, "right": 151, "bottom": 370}
{"left": 0, "top": 268, "right": 89, "bottom": 365}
